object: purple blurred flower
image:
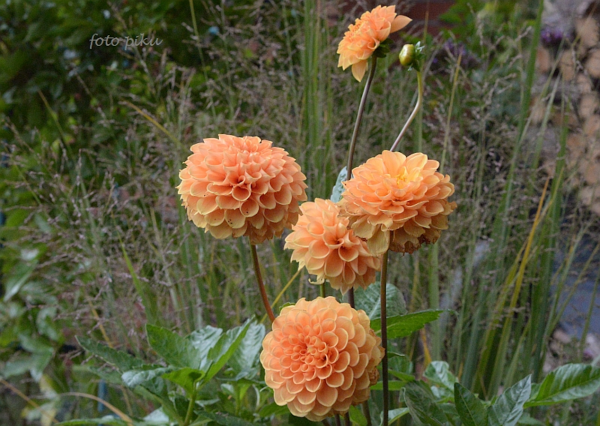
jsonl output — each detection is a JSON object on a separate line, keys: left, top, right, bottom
{"left": 541, "top": 27, "right": 567, "bottom": 47}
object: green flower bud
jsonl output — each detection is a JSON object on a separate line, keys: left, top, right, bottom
{"left": 399, "top": 44, "right": 415, "bottom": 67}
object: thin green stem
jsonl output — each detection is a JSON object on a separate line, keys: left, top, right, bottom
{"left": 250, "top": 243, "right": 275, "bottom": 322}
{"left": 183, "top": 385, "right": 198, "bottom": 426}
{"left": 346, "top": 56, "right": 378, "bottom": 177}
{"left": 390, "top": 71, "right": 423, "bottom": 152}
{"left": 320, "top": 283, "right": 326, "bottom": 298}
{"left": 345, "top": 57, "right": 377, "bottom": 309}
{"left": 344, "top": 412, "right": 351, "bottom": 425}
{"left": 428, "top": 244, "right": 440, "bottom": 360}
{"left": 335, "top": 414, "right": 342, "bottom": 426}
{"left": 381, "top": 249, "right": 390, "bottom": 426}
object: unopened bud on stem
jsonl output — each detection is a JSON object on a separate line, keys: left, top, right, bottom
{"left": 399, "top": 44, "right": 415, "bottom": 67}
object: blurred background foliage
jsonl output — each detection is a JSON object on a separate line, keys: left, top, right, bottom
{"left": 1, "top": 0, "right": 599, "bottom": 424}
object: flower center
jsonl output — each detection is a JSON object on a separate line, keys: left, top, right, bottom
{"left": 396, "top": 167, "right": 413, "bottom": 186}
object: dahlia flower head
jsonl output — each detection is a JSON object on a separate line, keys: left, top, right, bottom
{"left": 177, "top": 134, "right": 307, "bottom": 244}
{"left": 340, "top": 151, "right": 456, "bottom": 256}
{"left": 260, "top": 297, "right": 384, "bottom": 421}
{"left": 284, "top": 199, "right": 380, "bottom": 294}
{"left": 337, "top": 5, "right": 411, "bottom": 81}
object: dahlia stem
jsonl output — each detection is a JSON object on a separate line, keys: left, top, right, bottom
{"left": 380, "top": 249, "right": 390, "bottom": 426}
{"left": 390, "top": 70, "right": 423, "bottom": 152}
{"left": 346, "top": 57, "right": 377, "bottom": 309}
{"left": 250, "top": 243, "right": 275, "bottom": 322}
{"left": 335, "top": 414, "right": 342, "bottom": 426}
{"left": 320, "top": 283, "right": 326, "bottom": 298}
{"left": 183, "top": 383, "right": 197, "bottom": 426}
{"left": 344, "top": 412, "right": 351, "bottom": 425}
{"left": 346, "top": 55, "right": 378, "bottom": 183}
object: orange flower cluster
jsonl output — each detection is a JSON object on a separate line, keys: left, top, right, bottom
{"left": 284, "top": 199, "right": 380, "bottom": 294}
{"left": 178, "top": 134, "right": 307, "bottom": 244}
{"left": 337, "top": 5, "right": 411, "bottom": 81}
{"left": 260, "top": 297, "right": 384, "bottom": 421}
{"left": 340, "top": 151, "right": 456, "bottom": 255}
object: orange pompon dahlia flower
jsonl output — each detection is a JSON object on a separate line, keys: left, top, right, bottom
{"left": 340, "top": 151, "right": 456, "bottom": 255}
{"left": 260, "top": 297, "right": 384, "bottom": 421}
{"left": 177, "top": 134, "right": 307, "bottom": 244}
{"left": 337, "top": 5, "right": 411, "bottom": 81}
{"left": 284, "top": 199, "right": 380, "bottom": 294}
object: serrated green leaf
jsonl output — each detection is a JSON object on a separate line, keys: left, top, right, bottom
{"left": 228, "top": 322, "right": 265, "bottom": 377}
{"left": 440, "top": 403, "right": 461, "bottom": 425}
{"left": 355, "top": 282, "right": 406, "bottom": 329}
{"left": 122, "top": 366, "right": 173, "bottom": 388}
{"left": 188, "top": 326, "right": 223, "bottom": 370}
{"left": 87, "top": 366, "right": 124, "bottom": 385}
{"left": 425, "top": 362, "right": 457, "bottom": 391}
{"left": 517, "top": 413, "right": 544, "bottom": 425}
{"left": 389, "top": 371, "right": 415, "bottom": 382}
{"left": 381, "top": 408, "right": 410, "bottom": 425}
{"left": 370, "top": 380, "right": 409, "bottom": 391}
{"left": 162, "top": 367, "right": 205, "bottom": 395}
{"left": 133, "top": 385, "right": 182, "bottom": 424}
{"left": 143, "top": 408, "right": 175, "bottom": 425}
{"left": 258, "top": 401, "right": 290, "bottom": 418}
{"left": 389, "top": 352, "right": 413, "bottom": 373}
{"left": 77, "top": 336, "right": 145, "bottom": 372}
{"left": 386, "top": 310, "right": 445, "bottom": 338}
{"left": 404, "top": 382, "right": 449, "bottom": 426}
{"left": 488, "top": 375, "right": 531, "bottom": 426}
{"left": 147, "top": 324, "right": 201, "bottom": 369}
{"left": 524, "top": 364, "right": 600, "bottom": 407}
{"left": 204, "top": 321, "right": 251, "bottom": 383}
{"left": 349, "top": 405, "right": 367, "bottom": 426}
{"left": 454, "top": 383, "right": 487, "bottom": 426}
{"left": 330, "top": 167, "right": 347, "bottom": 203}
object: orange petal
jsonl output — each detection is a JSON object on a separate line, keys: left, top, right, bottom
{"left": 391, "top": 15, "right": 411, "bottom": 33}
{"left": 352, "top": 60, "right": 368, "bottom": 82}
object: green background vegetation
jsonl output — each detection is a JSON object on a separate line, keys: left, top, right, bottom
{"left": 1, "top": 0, "right": 599, "bottom": 424}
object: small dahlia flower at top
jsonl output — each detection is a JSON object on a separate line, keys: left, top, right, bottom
{"left": 340, "top": 151, "right": 456, "bottom": 255}
{"left": 337, "top": 5, "right": 411, "bottom": 81}
{"left": 177, "top": 134, "right": 307, "bottom": 244}
{"left": 260, "top": 297, "right": 384, "bottom": 422}
{"left": 284, "top": 199, "right": 380, "bottom": 294}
